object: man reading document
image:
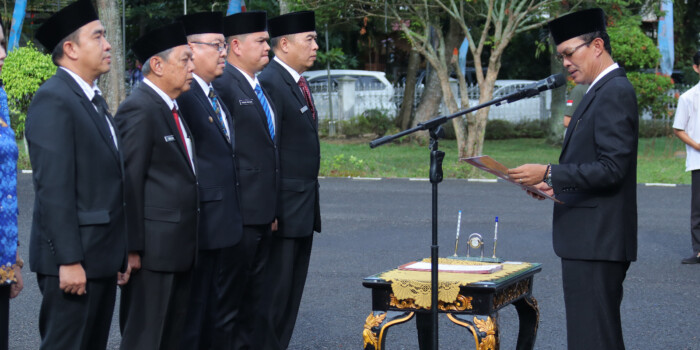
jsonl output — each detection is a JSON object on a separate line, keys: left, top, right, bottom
{"left": 507, "top": 8, "right": 638, "bottom": 350}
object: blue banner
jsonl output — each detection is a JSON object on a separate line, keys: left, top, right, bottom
{"left": 458, "top": 37, "right": 469, "bottom": 76}
{"left": 227, "top": 0, "right": 245, "bottom": 15}
{"left": 8, "top": 0, "right": 27, "bottom": 51}
{"left": 658, "top": 0, "right": 674, "bottom": 76}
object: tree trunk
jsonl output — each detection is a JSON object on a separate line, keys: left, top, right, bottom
{"left": 279, "top": 0, "right": 290, "bottom": 15}
{"left": 397, "top": 48, "right": 419, "bottom": 130}
{"left": 411, "top": 67, "right": 442, "bottom": 142}
{"left": 466, "top": 57, "right": 500, "bottom": 157}
{"left": 546, "top": 3, "right": 572, "bottom": 146}
{"left": 97, "top": 0, "right": 125, "bottom": 115}
{"left": 546, "top": 50, "right": 568, "bottom": 145}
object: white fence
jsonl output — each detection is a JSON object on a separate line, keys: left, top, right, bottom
{"left": 309, "top": 80, "right": 693, "bottom": 122}
{"left": 309, "top": 79, "right": 550, "bottom": 122}
{"left": 308, "top": 78, "right": 396, "bottom": 121}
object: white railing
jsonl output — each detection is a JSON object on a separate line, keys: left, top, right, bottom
{"left": 308, "top": 80, "right": 396, "bottom": 120}
{"left": 308, "top": 81, "right": 693, "bottom": 122}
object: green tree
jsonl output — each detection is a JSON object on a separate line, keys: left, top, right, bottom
{"left": 607, "top": 14, "right": 673, "bottom": 119}
{"left": 371, "top": 0, "right": 562, "bottom": 158}
{"left": 1, "top": 43, "right": 55, "bottom": 138}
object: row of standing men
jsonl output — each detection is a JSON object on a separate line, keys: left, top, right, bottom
{"left": 25, "top": 0, "right": 320, "bottom": 349}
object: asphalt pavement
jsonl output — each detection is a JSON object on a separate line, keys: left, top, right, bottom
{"left": 9, "top": 174, "right": 700, "bottom": 349}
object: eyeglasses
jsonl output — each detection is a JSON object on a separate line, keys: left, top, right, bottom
{"left": 191, "top": 41, "right": 227, "bottom": 52}
{"left": 555, "top": 39, "right": 593, "bottom": 62}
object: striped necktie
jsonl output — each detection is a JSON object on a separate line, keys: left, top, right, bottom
{"left": 254, "top": 83, "right": 275, "bottom": 140}
{"left": 208, "top": 88, "right": 229, "bottom": 141}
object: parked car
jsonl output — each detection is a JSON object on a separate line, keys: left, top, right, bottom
{"left": 303, "top": 69, "right": 396, "bottom": 120}
{"left": 466, "top": 79, "right": 551, "bottom": 122}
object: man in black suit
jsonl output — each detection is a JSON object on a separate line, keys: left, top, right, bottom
{"left": 176, "top": 12, "right": 245, "bottom": 349}
{"left": 26, "top": 1, "right": 126, "bottom": 349}
{"left": 259, "top": 11, "right": 321, "bottom": 349}
{"left": 211, "top": 11, "right": 279, "bottom": 349}
{"left": 115, "top": 23, "right": 198, "bottom": 350}
{"left": 509, "top": 8, "right": 638, "bottom": 350}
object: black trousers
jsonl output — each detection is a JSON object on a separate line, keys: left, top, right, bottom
{"left": 232, "top": 224, "right": 272, "bottom": 350}
{"left": 119, "top": 269, "right": 192, "bottom": 350}
{"left": 0, "top": 285, "right": 9, "bottom": 350}
{"left": 265, "top": 234, "right": 314, "bottom": 349}
{"left": 690, "top": 170, "right": 700, "bottom": 254}
{"left": 181, "top": 242, "right": 258, "bottom": 350}
{"left": 561, "top": 259, "right": 630, "bottom": 350}
{"left": 37, "top": 274, "right": 117, "bottom": 350}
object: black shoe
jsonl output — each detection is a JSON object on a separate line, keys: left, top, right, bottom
{"left": 681, "top": 255, "right": 700, "bottom": 264}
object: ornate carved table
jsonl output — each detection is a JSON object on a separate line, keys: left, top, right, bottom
{"left": 362, "top": 258, "right": 541, "bottom": 350}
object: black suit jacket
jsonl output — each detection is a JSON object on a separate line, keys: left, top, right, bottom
{"left": 26, "top": 68, "right": 127, "bottom": 278}
{"left": 177, "top": 79, "right": 243, "bottom": 249}
{"left": 259, "top": 59, "right": 321, "bottom": 237}
{"left": 552, "top": 67, "right": 638, "bottom": 262}
{"left": 213, "top": 63, "right": 278, "bottom": 225}
{"left": 115, "top": 83, "right": 198, "bottom": 272}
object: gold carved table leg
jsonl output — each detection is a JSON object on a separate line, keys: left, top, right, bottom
{"left": 447, "top": 313, "right": 500, "bottom": 350}
{"left": 363, "top": 310, "right": 415, "bottom": 350}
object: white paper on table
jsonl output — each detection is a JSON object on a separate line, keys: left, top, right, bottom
{"left": 399, "top": 261, "right": 503, "bottom": 274}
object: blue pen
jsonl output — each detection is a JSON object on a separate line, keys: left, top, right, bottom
{"left": 492, "top": 216, "right": 498, "bottom": 258}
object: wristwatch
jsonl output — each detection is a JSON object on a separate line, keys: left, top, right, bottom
{"left": 543, "top": 164, "right": 553, "bottom": 187}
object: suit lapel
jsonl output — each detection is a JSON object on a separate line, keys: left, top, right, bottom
{"left": 228, "top": 65, "right": 276, "bottom": 143}
{"left": 219, "top": 97, "right": 236, "bottom": 149}
{"left": 272, "top": 60, "right": 316, "bottom": 130}
{"left": 191, "top": 81, "right": 231, "bottom": 144}
{"left": 57, "top": 69, "right": 120, "bottom": 162}
{"left": 560, "top": 68, "right": 626, "bottom": 157}
{"left": 140, "top": 84, "right": 194, "bottom": 173}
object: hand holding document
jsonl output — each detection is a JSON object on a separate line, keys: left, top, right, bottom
{"left": 461, "top": 156, "right": 562, "bottom": 203}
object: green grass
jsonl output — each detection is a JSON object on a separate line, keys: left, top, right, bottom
{"left": 320, "top": 136, "right": 691, "bottom": 184}
{"left": 15, "top": 134, "right": 690, "bottom": 184}
{"left": 16, "top": 138, "right": 30, "bottom": 171}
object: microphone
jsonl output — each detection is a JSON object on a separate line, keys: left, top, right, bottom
{"left": 504, "top": 73, "right": 566, "bottom": 103}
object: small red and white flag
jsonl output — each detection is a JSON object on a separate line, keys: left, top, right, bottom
{"left": 566, "top": 99, "right": 573, "bottom": 107}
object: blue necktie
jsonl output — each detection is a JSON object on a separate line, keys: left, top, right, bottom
{"left": 254, "top": 84, "right": 275, "bottom": 140}
{"left": 208, "top": 88, "right": 229, "bottom": 141}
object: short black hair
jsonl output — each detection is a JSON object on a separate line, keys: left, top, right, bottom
{"left": 51, "top": 29, "right": 81, "bottom": 66}
{"left": 579, "top": 30, "right": 612, "bottom": 56}
{"left": 693, "top": 50, "right": 700, "bottom": 66}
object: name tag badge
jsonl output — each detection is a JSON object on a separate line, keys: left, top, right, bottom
{"left": 239, "top": 99, "right": 254, "bottom": 106}
{"left": 164, "top": 135, "right": 176, "bottom": 142}
{"left": 300, "top": 105, "right": 309, "bottom": 114}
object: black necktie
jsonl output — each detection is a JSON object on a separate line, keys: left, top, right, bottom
{"left": 91, "top": 93, "right": 116, "bottom": 148}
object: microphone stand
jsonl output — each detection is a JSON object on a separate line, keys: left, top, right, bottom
{"left": 370, "top": 92, "right": 523, "bottom": 350}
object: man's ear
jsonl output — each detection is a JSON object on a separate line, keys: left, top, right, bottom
{"left": 592, "top": 37, "right": 605, "bottom": 57}
{"left": 62, "top": 40, "right": 79, "bottom": 61}
{"left": 278, "top": 36, "right": 290, "bottom": 54}
{"left": 149, "top": 56, "right": 164, "bottom": 76}
{"left": 693, "top": 64, "right": 700, "bottom": 75}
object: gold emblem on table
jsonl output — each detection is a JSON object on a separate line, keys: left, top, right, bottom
{"left": 493, "top": 279, "right": 530, "bottom": 309}
{"left": 362, "top": 312, "right": 386, "bottom": 349}
{"left": 389, "top": 293, "right": 473, "bottom": 311}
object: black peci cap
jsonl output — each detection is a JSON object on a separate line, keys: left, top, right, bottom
{"left": 548, "top": 8, "right": 606, "bottom": 45}
{"left": 223, "top": 11, "right": 267, "bottom": 37}
{"left": 267, "top": 11, "right": 315, "bottom": 38}
{"left": 36, "top": 0, "right": 99, "bottom": 52}
{"left": 132, "top": 22, "right": 188, "bottom": 63}
{"left": 178, "top": 12, "right": 223, "bottom": 36}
